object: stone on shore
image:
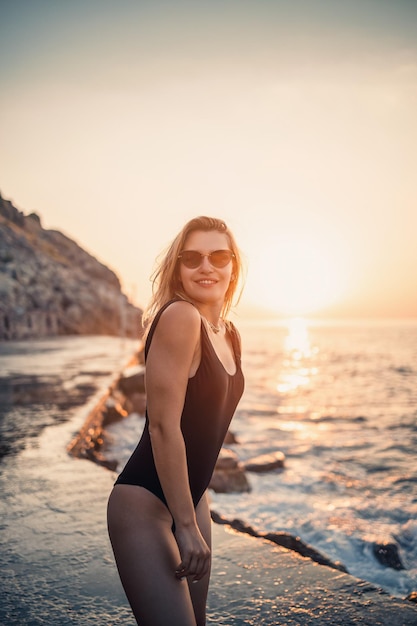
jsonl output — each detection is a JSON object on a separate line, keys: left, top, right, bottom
{"left": 123, "top": 391, "right": 147, "bottom": 415}
{"left": 210, "top": 447, "right": 251, "bottom": 493}
{"left": 373, "top": 541, "right": 405, "bottom": 570}
{"left": 245, "top": 450, "right": 285, "bottom": 472}
{"left": 101, "top": 397, "right": 128, "bottom": 427}
{"left": 211, "top": 510, "right": 349, "bottom": 573}
{"left": 117, "top": 364, "right": 146, "bottom": 396}
{"left": 67, "top": 390, "right": 120, "bottom": 471}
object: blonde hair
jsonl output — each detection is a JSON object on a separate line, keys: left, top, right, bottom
{"left": 142, "top": 216, "right": 243, "bottom": 332}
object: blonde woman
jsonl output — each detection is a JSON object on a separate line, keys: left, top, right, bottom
{"left": 107, "top": 216, "right": 244, "bottom": 625}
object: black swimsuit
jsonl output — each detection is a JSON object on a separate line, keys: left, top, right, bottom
{"left": 115, "top": 300, "right": 245, "bottom": 510}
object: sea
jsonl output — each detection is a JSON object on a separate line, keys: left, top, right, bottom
{"left": 106, "top": 317, "right": 417, "bottom": 600}
{"left": 0, "top": 335, "right": 138, "bottom": 459}
{"left": 1, "top": 320, "right": 416, "bottom": 601}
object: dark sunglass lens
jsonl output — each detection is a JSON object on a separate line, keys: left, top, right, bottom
{"left": 210, "top": 250, "right": 233, "bottom": 267}
{"left": 181, "top": 251, "right": 201, "bottom": 268}
{"left": 179, "top": 249, "right": 233, "bottom": 268}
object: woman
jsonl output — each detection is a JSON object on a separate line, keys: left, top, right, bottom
{"left": 107, "top": 216, "right": 245, "bottom": 625}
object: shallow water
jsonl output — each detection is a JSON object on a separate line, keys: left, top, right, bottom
{"left": 0, "top": 335, "right": 138, "bottom": 459}
{"left": 108, "top": 318, "right": 417, "bottom": 599}
{"left": 1, "top": 324, "right": 416, "bottom": 600}
{"left": 0, "top": 335, "right": 139, "bottom": 626}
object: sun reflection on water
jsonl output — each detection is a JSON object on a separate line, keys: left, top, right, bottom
{"left": 277, "top": 317, "right": 318, "bottom": 394}
{"left": 284, "top": 317, "right": 312, "bottom": 357}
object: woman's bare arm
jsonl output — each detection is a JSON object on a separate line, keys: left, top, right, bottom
{"left": 145, "top": 301, "right": 210, "bottom": 581}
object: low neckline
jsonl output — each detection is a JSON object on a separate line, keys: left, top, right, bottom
{"left": 200, "top": 320, "right": 238, "bottom": 377}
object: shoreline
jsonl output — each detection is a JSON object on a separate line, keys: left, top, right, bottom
{"left": 1, "top": 413, "right": 416, "bottom": 625}
{"left": 68, "top": 353, "right": 350, "bottom": 573}
{"left": 69, "top": 359, "right": 417, "bottom": 607}
{"left": 1, "top": 358, "right": 416, "bottom": 624}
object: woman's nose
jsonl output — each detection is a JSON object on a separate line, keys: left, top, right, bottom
{"left": 200, "top": 256, "right": 214, "bottom": 271}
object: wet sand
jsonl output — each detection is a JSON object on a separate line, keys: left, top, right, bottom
{"left": 1, "top": 390, "right": 416, "bottom": 625}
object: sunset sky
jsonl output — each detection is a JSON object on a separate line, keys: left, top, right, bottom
{"left": 1, "top": 0, "right": 416, "bottom": 318}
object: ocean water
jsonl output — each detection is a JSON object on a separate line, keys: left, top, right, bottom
{"left": 0, "top": 335, "right": 141, "bottom": 626}
{"left": 0, "top": 335, "right": 138, "bottom": 459}
{"left": 107, "top": 318, "right": 417, "bottom": 599}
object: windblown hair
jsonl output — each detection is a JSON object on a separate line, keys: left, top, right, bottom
{"left": 142, "top": 216, "right": 244, "bottom": 333}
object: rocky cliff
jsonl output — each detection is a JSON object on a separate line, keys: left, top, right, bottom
{"left": 0, "top": 192, "right": 142, "bottom": 340}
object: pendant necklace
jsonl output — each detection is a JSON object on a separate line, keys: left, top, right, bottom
{"left": 205, "top": 318, "right": 222, "bottom": 334}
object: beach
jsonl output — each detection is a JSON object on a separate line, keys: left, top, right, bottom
{"left": 106, "top": 318, "right": 417, "bottom": 599}
{"left": 2, "top": 0, "right": 417, "bottom": 620}
{"left": 1, "top": 396, "right": 416, "bottom": 625}
{"left": 1, "top": 337, "right": 416, "bottom": 625}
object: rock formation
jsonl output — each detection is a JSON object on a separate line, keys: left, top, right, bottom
{"left": 210, "top": 447, "right": 251, "bottom": 494}
{"left": 0, "top": 192, "right": 142, "bottom": 339}
{"left": 244, "top": 450, "right": 285, "bottom": 472}
{"left": 210, "top": 511, "right": 349, "bottom": 573}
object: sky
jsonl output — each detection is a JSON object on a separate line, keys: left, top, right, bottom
{"left": 1, "top": 0, "right": 417, "bottom": 319}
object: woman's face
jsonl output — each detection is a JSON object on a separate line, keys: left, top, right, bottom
{"left": 178, "top": 230, "right": 234, "bottom": 309}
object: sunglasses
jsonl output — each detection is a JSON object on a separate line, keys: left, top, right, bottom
{"left": 177, "top": 249, "right": 235, "bottom": 269}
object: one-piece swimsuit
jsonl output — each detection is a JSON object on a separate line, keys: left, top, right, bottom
{"left": 115, "top": 299, "right": 245, "bottom": 511}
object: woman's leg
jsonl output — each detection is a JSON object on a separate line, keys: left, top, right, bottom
{"left": 187, "top": 491, "right": 212, "bottom": 626}
{"left": 107, "top": 484, "right": 197, "bottom": 626}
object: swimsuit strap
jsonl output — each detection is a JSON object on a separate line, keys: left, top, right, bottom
{"left": 227, "top": 321, "right": 242, "bottom": 363}
{"left": 144, "top": 299, "right": 184, "bottom": 359}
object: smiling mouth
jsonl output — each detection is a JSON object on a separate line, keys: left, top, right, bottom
{"left": 196, "top": 279, "right": 218, "bottom": 286}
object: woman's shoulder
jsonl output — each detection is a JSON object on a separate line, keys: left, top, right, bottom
{"left": 158, "top": 299, "right": 201, "bottom": 329}
{"left": 145, "top": 299, "right": 201, "bottom": 355}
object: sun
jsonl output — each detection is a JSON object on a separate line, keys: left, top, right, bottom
{"left": 246, "top": 232, "right": 349, "bottom": 316}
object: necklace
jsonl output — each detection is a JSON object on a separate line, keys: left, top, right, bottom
{"left": 205, "top": 318, "right": 222, "bottom": 334}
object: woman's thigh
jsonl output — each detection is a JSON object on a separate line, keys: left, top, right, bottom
{"left": 107, "top": 484, "right": 197, "bottom": 626}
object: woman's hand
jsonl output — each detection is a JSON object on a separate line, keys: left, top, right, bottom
{"left": 174, "top": 523, "right": 211, "bottom": 583}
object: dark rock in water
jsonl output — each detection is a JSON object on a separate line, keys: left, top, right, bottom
{"left": 352, "top": 415, "right": 367, "bottom": 422}
{"left": 406, "top": 591, "right": 417, "bottom": 603}
{"left": 372, "top": 541, "right": 405, "bottom": 570}
{"left": 68, "top": 390, "right": 119, "bottom": 468}
{"left": 262, "top": 531, "right": 348, "bottom": 573}
{"left": 211, "top": 511, "right": 348, "bottom": 573}
{"left": 102, "top": 398, "right": 128, "bottom": 427}
{"left": 215, "top": 448, "right": 241, "bottom": 471}
{"left": 0, "top": 191, "right": 143, "bottom": 339}
{"left": 245, "top": 450, "right": 285, "bottom": 472}
{"left": 123, "top": 391, "right": 146, "bottom": 416}
{"left": 210, "top": 448, "right": 251, "bottom": 494}
{"left": 117, "top": 365, "right": 146, "bottom": 396}
{"left": 209, "top": 469, "right": 250, "bottom": 494}
{"left": 68, "top": 356, "right": 145, "bottom": 469}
